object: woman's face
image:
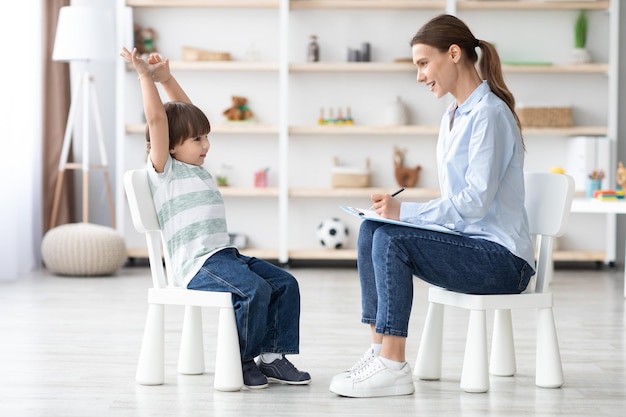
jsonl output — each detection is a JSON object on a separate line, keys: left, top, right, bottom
{"left": 412, "top": 43, "right": 459, "bottom": 99}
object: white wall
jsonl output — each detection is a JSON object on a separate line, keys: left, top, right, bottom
{"left": 0, "top": 0, "right": 42, "bottom": 280}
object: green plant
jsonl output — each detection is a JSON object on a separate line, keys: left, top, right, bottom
{"left": 574, "top": 10, "right": 588, "bottom": 49}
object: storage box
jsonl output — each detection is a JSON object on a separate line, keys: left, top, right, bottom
{"left": 182, "top": 46, "right": 231, "bottom": 61}
{"left": 332, "top": 158, "right": 371, "bottom": 188}
{"left": 517, "top": 107, "right": 572, "bottom": 128}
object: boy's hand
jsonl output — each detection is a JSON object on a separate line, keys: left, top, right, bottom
{"left": 146, "top": 53, "right": 172, "bottom": 83}
{"left": 120, "top": 47, "right": 153, "bottom": 79}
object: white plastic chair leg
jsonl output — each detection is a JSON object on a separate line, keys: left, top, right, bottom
{"left": 136, "top": 304, "right": 165, "bottom": 385}
{"left": 213, "top": 307, "right": 243, "bottom": 391}
{"left": 460, "top": 309, "right": 489, "bottom": 393}
{"left": 490, "top": 309, "right": 516, "bottom": 377}
{"left": 178, "top": 306, "right": 205, "bottom": 375}
{"left": 535, "top": 307, "right": 564, "bottom": 388}
{"left": 415, "top": 302, "right": 444, "bottom": 380}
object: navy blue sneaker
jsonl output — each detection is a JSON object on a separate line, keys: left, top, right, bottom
{"left": 258, "top": 357, "right": 311, "bottom": 385}
{"left": 242, "top": 359, "right": 268, "bottom": 389}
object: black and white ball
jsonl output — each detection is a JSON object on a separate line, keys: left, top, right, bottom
{"left": 316, "top": 218, "right": 349, "bottom": 249}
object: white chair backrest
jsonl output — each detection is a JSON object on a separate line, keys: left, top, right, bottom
{"left": 524, "top": 172, "right": 574, "bottom": 293}
{"left": 123, "top": 169, "right": 174, "bottom": 289}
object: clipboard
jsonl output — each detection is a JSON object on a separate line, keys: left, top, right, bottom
{"left": 340, "top": 206, "right": 460, "bottom": 235}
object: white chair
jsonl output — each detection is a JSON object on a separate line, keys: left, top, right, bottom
{"left": 414, "top": 172, "right": 575, "bottom": 393}
{"left": 123, "top": 169, "right": 243, "bottom": 392}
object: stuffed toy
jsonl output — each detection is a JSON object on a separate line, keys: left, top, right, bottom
{"left": 133, "top": 24, "right": 157, "bottom": 58}
{"left": 223, "top": 96, "right": 254, "bottom": 121}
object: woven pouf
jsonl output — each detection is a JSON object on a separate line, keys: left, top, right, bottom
{"left": 42, "top": 223, "right": 127, "bottom": 276}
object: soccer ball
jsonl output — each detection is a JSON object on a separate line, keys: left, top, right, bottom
{"left": 316, "top": 218, "right": 349, "bottom": 249}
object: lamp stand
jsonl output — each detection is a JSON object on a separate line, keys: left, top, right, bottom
{"left": 50, "top": 71, "right": 115, "bottom": 229}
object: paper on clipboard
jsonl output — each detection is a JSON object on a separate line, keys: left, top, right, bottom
{"left": 340, "top": 206, "right": 460, "bottom": 235}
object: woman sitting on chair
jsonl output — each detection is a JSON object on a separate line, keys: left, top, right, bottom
{"left": 329, "top": 14, "right": 535, "bottom": 398}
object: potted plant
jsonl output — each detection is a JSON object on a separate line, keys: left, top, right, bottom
{"left": 571, "top": 10, "right": 591, "bottom": 64}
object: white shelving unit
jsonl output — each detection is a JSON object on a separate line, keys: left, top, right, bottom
{"left": 116, "top": 0, "right": 618, "bottom": 265}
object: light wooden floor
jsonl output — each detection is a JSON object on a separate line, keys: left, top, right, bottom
{"left": 1, "top": 264, "right": 625, "bottom": 416}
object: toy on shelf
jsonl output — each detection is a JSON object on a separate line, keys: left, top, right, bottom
{"left": 318, "top": 107, "right": 354, "bottom": 125}
{"left": 616, "top": 161, "right": 626, "bottom": 191}
{"left": 254, "top": 167, "right": 269, "bottom": 188}
{"left": 593, "top": 190, "right": 625, "bottom": 201}
{"left": 223, "top": 96, "right": 255, "bottom": 122}
{"left": 134, "top": 24, "right": 157, "bottom": 59}
{"left": 393, "top": 146, "right": 421, "bottom": 188}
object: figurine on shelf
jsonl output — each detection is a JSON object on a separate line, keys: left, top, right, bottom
{"left": 223, "top": 96, "right": 254, "bottom": 122}
{"left": 307, "top": 35, "right": 319, "bottom": 62}
{"left": 134, "top": 24, "right": 157, "bottom": 59}
{"left": 617, "top": 161, "right": 626, "bottom": 191}
{"left": 317, "top": 107, "right": 355, "bottom": 125}
{"left": 393, "top": 146, "right": 421, "bottom": 188}
{"left": 254, "top": 167, "right": 269, "bottom": 188}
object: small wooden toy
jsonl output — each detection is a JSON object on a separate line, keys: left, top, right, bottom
{"left": 393, "top": 146, "right": 421, "bottom": 188}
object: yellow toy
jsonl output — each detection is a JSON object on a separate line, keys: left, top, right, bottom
{"left": 616, "top": 161, "right": 626, "bottom": 190}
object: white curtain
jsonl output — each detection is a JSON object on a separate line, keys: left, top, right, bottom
{"left": 0, "top": 0, "right": 43, "bottom": 280}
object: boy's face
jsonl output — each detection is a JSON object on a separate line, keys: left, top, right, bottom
{"left": 170, "top": 135, "right": 210, "bottom": 166}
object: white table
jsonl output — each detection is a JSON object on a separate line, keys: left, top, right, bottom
{"left": 570, "top": 199, "right": 626, "bottom": 297}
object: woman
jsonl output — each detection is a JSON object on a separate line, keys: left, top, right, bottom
{"left": 329, "top": 14, "right": 535, "bottom": 398}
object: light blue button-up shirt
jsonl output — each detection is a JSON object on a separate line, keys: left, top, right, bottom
{"left": 399, "top": 81, "right": 534, "bottom": 268}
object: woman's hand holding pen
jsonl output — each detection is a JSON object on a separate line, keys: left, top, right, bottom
{"left": 370, "top": 188, "right": 404, "bottom": 220}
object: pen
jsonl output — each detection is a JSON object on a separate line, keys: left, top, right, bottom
{"left": 369, "top": 187, "right": 405, "bottom": 209}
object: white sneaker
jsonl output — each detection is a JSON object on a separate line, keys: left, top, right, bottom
{"left": 329, "top": 357, "right": 415, "bottom": 398}
{"left": 330, "top": 347, "right": 377, "bottom": 382}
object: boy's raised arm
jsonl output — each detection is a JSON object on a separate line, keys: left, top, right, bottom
{"left": 120, "top": 47, "right": 170, "bottom": 173}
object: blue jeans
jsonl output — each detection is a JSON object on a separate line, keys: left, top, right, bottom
{"left": 358, "top": 221, "right": 534, "bottom": 338}
{"left": 187, "top": 248, "right": 301, "bottom": 362}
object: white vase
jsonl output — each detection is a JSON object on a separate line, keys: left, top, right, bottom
{"left": 571, "top": 48, "right": 591, "bottom": 64}
{"left": 385, "top": 97, "right": 408, "bottom": 126}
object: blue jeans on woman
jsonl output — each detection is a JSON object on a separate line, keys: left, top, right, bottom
{"left": 358, "top": 221, "right": 534, "bottom": 338}
{"left": 187, "top": 248, "right": 301, "bottom": 362}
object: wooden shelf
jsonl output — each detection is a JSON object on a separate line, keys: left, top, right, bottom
{"left": 127, "top": 123, "right": 607, "bottom": 137}
{"left": 523, "top": 126, "right": 608, "bottom": 136}
{"left": 285, "top": 249, "right": 607, "bottom": 263}
{"left": 288, "top": 249, "right": 358, "bottom": 260}
{"left": 126, "top": 61, "right": 278, "bottom": 71}
{"left": 219, "top": 187, "right": 279, "bottom": 197}
{"left": 290, "top": 187, "right": 440, "bottom": 200}
{"left": 502, "top": 63, "right": 609, "bottom": 74}
{"left": 126, "top": 0, "right": 279, "bottom": 8}
{"left": 290, "top": 62, "right": 415, "bottom": 72}
{"left": 125, "top": 123, "right": 279, "bottom": 135}
{"left": 290, "top": 1, "right": 445, "bottom": 10}
{"left": 289, "top": 125, "right": 439, "bottom": 135}
{"left": 457, "top": 1, "right": 609, "bottom": 11}
{"left": 553, "top": 250, "right": 606, "bottom": 263}
{"left": 127, "top": 247, "right": 280, "bottom": 260}
{"left": 290, "top": 62, "right": 609, "bottom": 74}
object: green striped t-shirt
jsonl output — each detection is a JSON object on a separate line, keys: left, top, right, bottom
{"left": 147, "top": 156, "right": 232, "bottom": 287}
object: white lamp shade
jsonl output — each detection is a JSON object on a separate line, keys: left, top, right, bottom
{"left": 52, "top": 6, "right": 115, "bottom": 62}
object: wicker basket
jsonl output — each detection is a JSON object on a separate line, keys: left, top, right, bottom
{"left": 517, "top": 107, "right": 573, "bottom": 128}
{"left": 182, "top": 46, "right": 231, "bottom": 62}
{"left": 332, "top": 157, "right": 371, "bottom": 188}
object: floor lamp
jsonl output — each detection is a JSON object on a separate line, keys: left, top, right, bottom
{"left": 50, "top": 6, "right": 116, "bottom": 228}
